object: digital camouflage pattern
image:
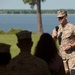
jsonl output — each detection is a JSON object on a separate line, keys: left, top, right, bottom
{"left": 52, "top": 23, "right": 75, "bottom": 74}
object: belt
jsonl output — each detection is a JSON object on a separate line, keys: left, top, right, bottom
{"left": 65, "top": 47, "right": 75, "bottom": 54}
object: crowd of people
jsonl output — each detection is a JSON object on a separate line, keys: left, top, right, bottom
{"left": 0, "top": 10, "right": 75, "bottom": 75}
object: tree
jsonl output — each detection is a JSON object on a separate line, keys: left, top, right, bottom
{"left": 23, "top": 0, "right": 45, "bottom": 34}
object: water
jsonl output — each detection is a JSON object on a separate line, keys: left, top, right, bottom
{"left": 0, "top": 14, "right": 75, "bottom": 34}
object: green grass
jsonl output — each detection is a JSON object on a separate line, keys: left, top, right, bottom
{"left": 0, "top": 34, "right": 41, "bottom": 58}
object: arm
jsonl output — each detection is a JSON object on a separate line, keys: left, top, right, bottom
{"left": 64, "top": 38, "right": 75, "bottom": 51}
{"left": 52, "top": 28, "right": 58, "bottom": 39}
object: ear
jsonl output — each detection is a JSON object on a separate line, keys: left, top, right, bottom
{"left": 17, "top": 43, "right": 20, "bottom": 48}
{"left": 31, "top": 41, "right": 33, "bottom": 46}
{"left": 30, "top": 41, "right": 33, "bottom": 47}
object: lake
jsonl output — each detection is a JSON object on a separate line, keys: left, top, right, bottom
{"left": 0, "top": 14, "right": 75, "bottom": 34}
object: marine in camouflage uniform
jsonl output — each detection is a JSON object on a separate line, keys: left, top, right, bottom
{"left": 0, "top": 43, "right": 11, "bottom": 75}
{"left": 52, "top": 10, "right": 75, "bottom": 75}
{"left": 6, "top": 30, "right": 51, "bottom": 75}
{"left": 7, "top": 52, "right": 50, "bottom": 75}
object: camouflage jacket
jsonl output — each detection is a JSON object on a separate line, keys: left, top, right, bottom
{"left": 6, "top": 52, "right": 51, "bottom": 75}
{"left": 52, "top": 23, "right": 75, "bottom": 52}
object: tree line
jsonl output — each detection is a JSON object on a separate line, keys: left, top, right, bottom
{"left": 0, "top": 9, "right": 75, "bottom": 14}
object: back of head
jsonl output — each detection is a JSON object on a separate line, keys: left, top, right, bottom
{"left": 34, "top": 33, "right": 58, "bottom": 64}
{"left": 0, "top": 43, "right": 11, "bottom": 53}
{"left": 16, "top": 30, "right": 33, "bottom": 51}
{"left": 16, "top": 30, "right": 32, "bottom": 43}
{"left": 0, "top": 43, "right": 11, "bottom": 65}
{"left": 35, "top": 33, "right": 56, "bottom": 50}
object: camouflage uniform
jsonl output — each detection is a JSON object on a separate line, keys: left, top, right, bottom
{"left": 52, "top": 23, "right": 75, "bottom": 74}
{"left": 0, "top": 67, "right": 8, "bottom": 75}
{"left": 7, "top": 52, "right": 50, "bottom": 75}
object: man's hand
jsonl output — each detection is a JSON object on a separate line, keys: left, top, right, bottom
{"left": 64, "top": 45, "right": 72, "bottom": 51}
{"left": 52, "top": 30, "right": 58, "bottom": 39}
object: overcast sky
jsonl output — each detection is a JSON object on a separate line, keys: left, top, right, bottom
{"left": 0, "top": 0, "right": 75, "bottom": 10}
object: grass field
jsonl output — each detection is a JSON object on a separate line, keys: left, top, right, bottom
{"left": 0, "top": 33, "right": 41, "bottom": 58}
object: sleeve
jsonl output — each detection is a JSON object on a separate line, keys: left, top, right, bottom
{"left": 52, "top": 28, "right": 56, "bottom": 38}
{"left": 73, "top": 25, "right": 75, "bottom": 35}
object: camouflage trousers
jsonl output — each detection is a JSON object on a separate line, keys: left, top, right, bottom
{"left": 59, "top": 49, "right": 75, "bottom": 75}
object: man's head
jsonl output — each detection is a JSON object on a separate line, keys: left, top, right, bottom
{"left": 57, "top": 10, "right": 68, "bottom": 25}
{"left": 0, "top": 43, "right": 11, "bottom": 53}
{"left": 16, "top": 30, "right": 33, "bottom": 51}
{"left": 0, "top": 43, "right": 11, "bottom": 65}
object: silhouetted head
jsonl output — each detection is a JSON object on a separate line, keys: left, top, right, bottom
{"left": 0, "top": 43, "right": 11, "bottom": 65}
{"left": 16, "top": 30, "right": 33, "bottom": 52}
{"left": 34, "top": 33, "right": 58, "bottom": 64}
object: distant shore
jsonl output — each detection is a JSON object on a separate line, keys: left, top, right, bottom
{"left": 0, "top": 9, "right": 75, "bottom": 14}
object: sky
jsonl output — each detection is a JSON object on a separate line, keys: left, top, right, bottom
{"left": 0, "top": 0, "right": 75, "bottom": 10}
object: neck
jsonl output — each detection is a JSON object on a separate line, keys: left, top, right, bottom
{"left": 20, "top": 48, "right": 31, "bottom": 53}
{"left": 62, "top": 22, "right": 68, "bottom": 27}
